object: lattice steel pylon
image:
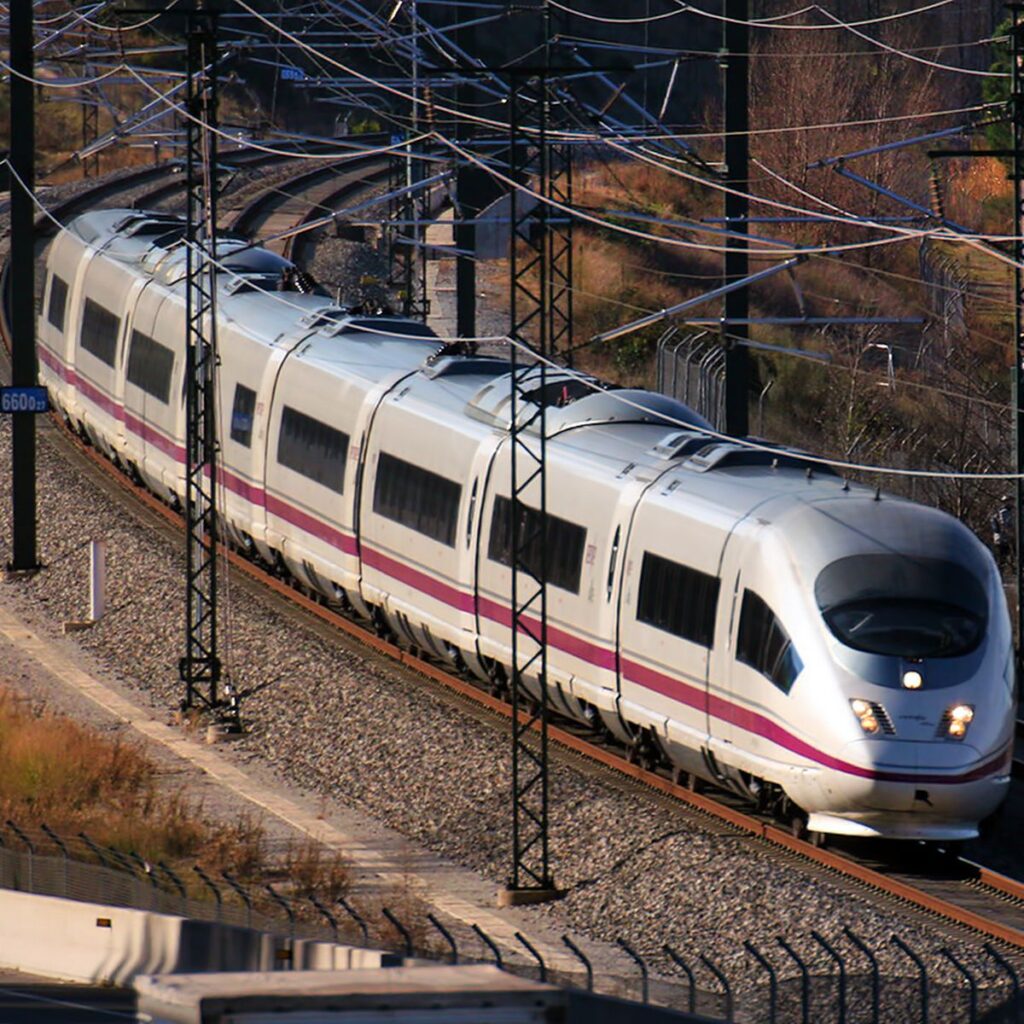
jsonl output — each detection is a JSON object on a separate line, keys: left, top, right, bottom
{"left": 501, "top": 63, "right": 572, "bottom": 904}
{"left": 80, "top": 31, "right": 100, "bottom": 180}
{"left": 179, "top": 6, "right": 238, "bottom": 726}
{"left": 386, "top": 146, "right": 430, "bottom": 319}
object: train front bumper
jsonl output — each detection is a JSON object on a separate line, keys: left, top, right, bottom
{"left": 790, "top": 739, "right": 1011, "bottom": 839}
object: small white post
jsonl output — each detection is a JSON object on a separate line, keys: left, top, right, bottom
{"left": 89, "top": 539, "right": 106, "bottom": 622}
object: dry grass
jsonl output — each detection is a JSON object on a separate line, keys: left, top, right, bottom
{"left": 0, "top": 687, "right": 351, "bottom": 905}
{"left": 279, "top": 836, "right": 353, "bottom": 903}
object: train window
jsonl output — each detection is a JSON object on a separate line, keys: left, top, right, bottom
{"left": 488, "top": 496, "right": 586, "bottom": 594}
{"left": 637, "top": 552, "right": 719, "bottom": 648}
{"left": 230, "top": 384, "right": 257, "bottom": 447}
{"left": 47, "top": 275, "right": 68, "bottom": 332}
{"left": 276, "top": 406, "right": 348, "bottom": 494}
{"left": 79, "top": 298, "right": 121, "bottom": 367}
{"left": 736, "top": 590, "right": 803, "bottom": 694}
{"left": 126, "top": 330, "right": 174, "bottom": 403}
{"left": 373, "top": 452, "right": 462, "bottom": 547}
{"left": 815, "top": 554, "right": 986, "bottom": 659}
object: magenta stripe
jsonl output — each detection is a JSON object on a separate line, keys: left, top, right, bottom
{"left": 41, "top": 342, "right": 1009, "bottom": 786}
{"left": 476, "top": 593, "right": 617, "bottom": 671}
{"left": 265, "top": 493, "right": 357, "bottom": 556}
{"left": 621, "top": 655, "right": 1007, "bottom": 785}
{"left": 218, "top": 465, "right": 265, "bottom": 507}
{"left": 40, "top": 345, "right": 122, "bottom": 420}
{"left": 364, "top": 546, "right": 475, "bottom": 614}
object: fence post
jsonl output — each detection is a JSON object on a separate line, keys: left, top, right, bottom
{"left": 744, "top": 941, "right": 777, "bottom": 1024}
{"left": 337, "top": 897, "right": 368, "bottom": 946}
{"left": 777, "top": 938, "right": 810, "bottom": 1024}
{"left": 564, "top": 935, "right": 593, "bottom": 993}
{"left": 617, "top": 939, "right": 649, "bottom": 1005}
{"left": 892, "top": 936, "right": 928, "bottom": 1024}
{"left": 700, "top": 955, "right": 733, "bottom": 1023}
{"left": 264, "top": 884, "right": 295, "bottom": 969}
{"left": 6, "top": 820, "right": 34, "bottom": 893}
{"left": 812, "top": 931, "right": 846, "bottom": 1024}
{"left": 158, "top": 860, "right": 187, "bottom": 915}
{"left": 192, "top": 865, "right": 223, "bottom": 922}
{"left": 663, "top": 945, "right": 697, "bottom": 1015}
{"left": 39, "top": 823, "right": 68, "bottom": 897}
{"left": 983, "top": 942, "right": 1020, "bottom": 1024}
{"left": 129, "top": 852, "right": 158, "bottom": 909}
{"left": 309, "top": 895, "right": 338, "bottom": 943}
{"left": 89, "top": 538, "right": 106, "bottom": 621}
{"left": 221, "top": 871, "right": 253, "bottom": 930}
{"left": 940, "top": 947, "right": 977, "bottom": 1024}
{"left": 515, "top": 931, "right": 547, "bottom": 983}
{"left": 427, "top": 913, "right": 458, "bottom": 964}
{"left": 843, "top": 927, "right": 880, "bottom": 1024}
{"left": 381, "top": 906, "right": 413, "bottom": 958}
{"left": 471, "top": 923, "right": 503, "bottom": 970}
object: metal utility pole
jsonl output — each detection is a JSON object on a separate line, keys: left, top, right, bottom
{"left": 722, "top": 0, "right": 749, "bottom": 437}
{"left": 454, "top": 20, "right": 488, "bottom": 340}
{"left": 8, "top": 1, "right": 39, "bottom": 573}
{"left": 179, "top": 4, "right": 238, "bottom": 726}
{"left": 387, "top": 0, "right": 429, "bottom": 319}
{"left": 1011, "top": 3, "right": 1024, "bottom": 675}
{"left": 499, "top": 55, "right": 573, "bottom": 905}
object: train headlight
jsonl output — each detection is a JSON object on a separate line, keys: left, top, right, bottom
{"left": 902, "top": 670, "right": 923, "bottom": 690}
{"left": 945, "top": 704, "right": 974, "bottom": 740}
{"left": 850, "top": 699, "right": 880, "bottom": 734}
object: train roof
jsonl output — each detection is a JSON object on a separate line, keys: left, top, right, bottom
{"left": 63, "top": 209, "right": 443, "bottom": 367}
{"left": 59, "top": 212, "right": 991, "bottom": 586}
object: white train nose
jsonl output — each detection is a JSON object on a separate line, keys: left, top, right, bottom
{"left": 792, "top": 738, "right": 1011, "bottom": 837}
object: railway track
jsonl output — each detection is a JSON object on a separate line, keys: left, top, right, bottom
{"left": 11, "top": 159, "right": 1024, "bottom": 957}
{"left": 47, "top": 429, "right": 1024, "bottom": 952}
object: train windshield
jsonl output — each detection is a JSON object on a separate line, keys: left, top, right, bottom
{"left": 815, "top": 555, "right": 986, "bottom": 659}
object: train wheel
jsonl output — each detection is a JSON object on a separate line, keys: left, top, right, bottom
{"left": 789, "top": 814, "right": 809, "bottom": 841}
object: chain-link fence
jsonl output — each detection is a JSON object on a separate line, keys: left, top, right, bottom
{"left": 2, "top": 821, "right": 1023, "bottom": 1023}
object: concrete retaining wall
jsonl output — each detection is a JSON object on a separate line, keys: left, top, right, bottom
{"left": 0, "top": 889, "right": 398, "bottom": 985}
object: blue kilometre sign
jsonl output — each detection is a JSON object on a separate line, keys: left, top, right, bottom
{"left": 0, "top": 386, "right": 49, "bottom": 414}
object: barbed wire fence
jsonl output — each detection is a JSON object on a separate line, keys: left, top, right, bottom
{"left": 0, "top": 821, "right": 1021, "bottom": 1023}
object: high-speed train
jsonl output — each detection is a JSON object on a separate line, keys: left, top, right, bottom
{"left": 36, "top": 208, "right": 1015, "bottom": 842}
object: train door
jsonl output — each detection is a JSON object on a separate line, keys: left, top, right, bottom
{"left": 708, "top": 516, "right": 768, "bottom": 761}
{"left": 714, "top": 518, "right": 802, "bottom": 777}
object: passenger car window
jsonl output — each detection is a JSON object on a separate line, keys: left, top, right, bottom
{"left": 79, "top": 298, "right": 120, "bottom": 367}
{"left": 374, "top": 452, "right": 461, "bottom": 546}
{"left": 126, "top": 330, "right": 174, "bottom": 403}
{"left": 636, "top": 552, "right": 719, "bottom": 648}
{"left": 230, "top": 384, "right": 257, "bottom": 447}
{"left": 736, "top": 589, "right": 802, "bottom": 693}
{"left": 276, "top": 406, "right": 348, "bottom": 494}
{"left": 487, "top": 496, "right": 586, "bottom": 594}
{"left": 47, "top": 275, "right": 68, "bottom": 332}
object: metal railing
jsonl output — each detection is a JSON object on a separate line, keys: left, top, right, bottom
{"left": 0, "top": 821, "right": 1021, "bottom": 1023}
{"left": 656, "top": 327, "right": 726, "bottom": 431}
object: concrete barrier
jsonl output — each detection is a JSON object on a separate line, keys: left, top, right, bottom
{"left": 0, "top": 889, "right": 397, "bottom": 985}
